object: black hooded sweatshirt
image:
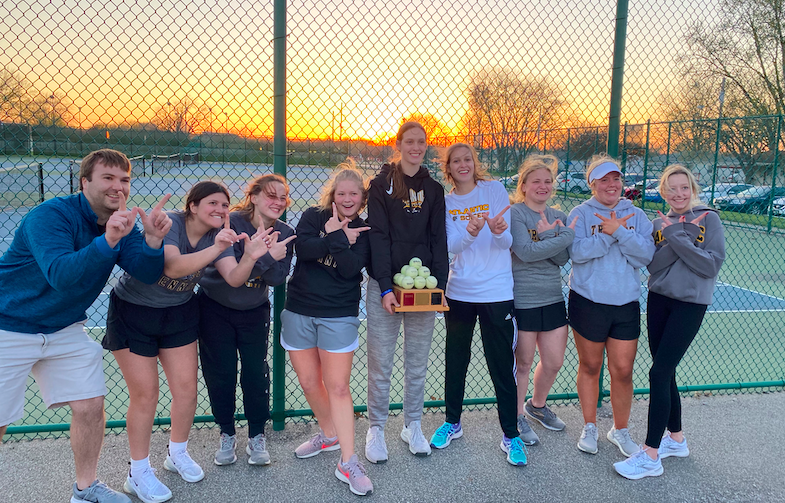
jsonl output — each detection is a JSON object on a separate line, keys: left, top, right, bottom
{"left": 367, "top": 163, "right": 448, "bottom": 293}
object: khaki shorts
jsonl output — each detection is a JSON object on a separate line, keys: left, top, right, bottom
{"left": 0, "top": 322, "right": 107, "bottom": 426}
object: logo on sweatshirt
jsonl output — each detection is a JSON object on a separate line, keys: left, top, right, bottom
{"left": 317, "top": 230, "right": 339, "bottom": 268}
{"left": 448, "top": 204, "right": 489, "bottom": 221}
{"left": 403, "top": 189, "right": 424, "bottom": 213}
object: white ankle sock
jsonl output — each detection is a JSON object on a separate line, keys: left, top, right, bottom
{"left": 130, "top": 456, "right": 150, "bottom": 477}
{"left": 169, "top": 440, "right": 188, "bottom": 456}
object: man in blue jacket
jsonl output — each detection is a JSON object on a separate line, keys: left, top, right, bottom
{"left": 0, "top": 149, "right": 172, "bottom": 503}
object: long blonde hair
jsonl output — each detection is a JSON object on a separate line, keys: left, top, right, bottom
{"left": 514, "top": 154, "right": 558, "bottom": 203}
{"left": 439, "top": 142, "right": 490, "bottom": 187}
{"left": 659, "top": 164, "right": 702, "bottom": 209}
{"left": 318, "top": 158, "right": 369, "bottom": 213}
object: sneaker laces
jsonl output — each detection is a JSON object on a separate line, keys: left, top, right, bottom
{"left": 581, "top": 423, "right": 597, "bottom": 439}
{"left": 249, "top": 434, "right": 266, "bottom": 451}
{"left": 220, "top": 434, "right": 235, "bottom": 451}
{"left": 518, "top": 417, "right": 533, "bottom": 433}
{"left": 540, "top": 406, "right": 558, "bottom": 421}
{"left": 368, "top": 428, "right": 385, "bottom": 450}
{"left": 342, "top": 458, "right": 368, "bottom": 478}
{"left": 171, "top": 450, "right": 200, "bottom": 474}
{"left": 409, "top": 423, "right": 428, "bottom": 447}
{"left": 433, "top": 422, "right": 455, "bottom": 442}
{"left": 615, "top": 428, "right": 633, "bottom": 444}
{"left": 626, "top": 447, "right": 651, "bottom": 466}
{"left": 509, "top": 437, "right": 529, "bottom": 457}
{"left": 80, "top": 480, "right": 119, "bottom": 499}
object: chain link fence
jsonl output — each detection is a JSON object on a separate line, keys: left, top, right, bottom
{"left": 2, "top": 0, "right": 784, "bottom": 439}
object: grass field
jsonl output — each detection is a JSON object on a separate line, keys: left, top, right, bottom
{"left": 4, "top": 158, "right": 784, "bottom": 440}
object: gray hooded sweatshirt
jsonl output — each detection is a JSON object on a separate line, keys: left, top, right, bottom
{"left": 648, "top": 205, "right": 725, "bottom": 305}
{"left": 568, "top": 197, "right": 655, "bottom": 306}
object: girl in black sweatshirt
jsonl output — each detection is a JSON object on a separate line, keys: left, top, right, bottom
{"left": 363, "top": 121, "right": 448, "bottom": 463}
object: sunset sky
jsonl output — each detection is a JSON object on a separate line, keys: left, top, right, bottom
{"left": 0, "top": 0, "right": 721, "bottom": 140}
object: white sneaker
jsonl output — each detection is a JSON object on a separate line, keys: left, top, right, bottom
{"left": 658, "top": 432, "right": 690, "bottom": 458}
{"left": 613, "top": 447, "right": 663, "bottom": 480}
{"left": 607, "top": 427, "right": 638, "bottom": 457}
{"left": 365, "top": 426, "right": 388, "bottom": 464}
{"left": 400, "top": 420, "right": 432, "bottom": 457}
{"left": 163, "top": 450, "right": 205, "bottom": 483}
{"left": 123, "top": 468, "right": 172, "bottom": 503}
{"left": 577, "top": 422, "right": 599, "bottom": 454}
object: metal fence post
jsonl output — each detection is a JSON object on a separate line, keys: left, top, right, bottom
{"left": 271, "top": 0, "right": 288, "bottom": 432}
{"left": 642, "top": 119, "right": 651, "bottom": 212}
{"left": 607, "top": 0, "right": 629, "bottom": 158}
{"left": 767, "top": 114, "right": 782, "bottom": 233}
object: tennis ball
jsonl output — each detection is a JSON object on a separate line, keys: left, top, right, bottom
{"left": 405, "top": 266, "right": 418, "bottom": 278}
{"left": 401, "top": 264, "right": 410, "bottom": 274}
{"left": 425, "top": 275, "right": 438, "bottom": 289}
{"left": 418, "top": 266, "right": 430, "bottom": 278}
{"left": 400, "top": 275, "right": 415, "bottom": 289}
{"left": 393, "top": 273, "right": 403, "bottom": 286}
{"left": 409, "top": 257, "right": 423, "bottom": 269}
{"left": 414, "top": 276, "right": 426, "bottom": 289}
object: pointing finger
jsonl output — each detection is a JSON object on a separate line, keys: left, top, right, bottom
{"left": 135, "top": 207, "right": 148, "bottom": 224}
{"left": 332, "top": 202, "right": 338, "bottom": 219}
{"left": 620, "top": 213, "right": 634, "bottom": 221}
{"left": 497, "top": 205, "right": 511, "bottom": 218}
{"left": 280, "top": 234, "right": 297, "bottom": 246}
{"left": 594, "top": 213, "right": 609, "bottom": 221}
{"left": 610, "top": 211, "right": 616, "bottom": 220}
{"left": 153, "top": 193, "right": 172, "bottom": 213}
{"left": 118, "top": 193, "right": 127, "bottom": 212}
{"left": 693, "top": 212, "right": 709, "bottom": 224}
{"left": 224, "top": 213, "right": 231, "bottom": 230}
{"left": 356, "top": 226, "right": 372, "bottom": 232}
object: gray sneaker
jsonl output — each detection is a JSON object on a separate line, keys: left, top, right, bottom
{"left": 577, "top": 422, "right": 599, "bottom": 454}
{"left": 246, "top": 434, "right": 271, "bottom": 465}
{"left": 364, "top": 426, "right": 388, "bottom": 464}
{"left": 72, "top": 480, "right": 132, "bottom": 503}
{"left": 400, "top": 420, "right": 432, "bottom": 457}
{"left": 658, "top": 432, "right": 690, "bottom": 458}
{"left": 335, "top": 454, "right": 374, "bottom": 496}
{"left": 517, "top": 414, "right": 540, "bottom": 446}
{"left": 524, "top": 399, "right": 566, "bottom": 431}
{"left": 214, "top": 433, "right": 237, "bottom": 466}
{"left": 613, "top": 447, "right": 663, "bottom": 480}
{"left": 295, "top": 430, "right": 340, "bottom": 459}
{"left": 607, "top": 427, "right": 638, "bottom": 457}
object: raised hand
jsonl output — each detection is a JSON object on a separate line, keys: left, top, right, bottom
{"left": 242, "top": 226, "right": 275, "bottom": 260}
{"left": 136, "top": 194, "right": 173, "bottom": 247}
{"left": 568, "top": 216, "right": 579, "bottom": 230}
{"left": 267, "top": 231, "right": 296, "bottom": 261}
{"left": 657, "top": 210, "right": 674, "bottom": 229}
{"left": 213, "top": 215, "right": 243, "bottom": 252}
{"left": 325, "top": 202, "right": 343, "bottom": 234}
{"left": 466, "top": 211, "right": 486, "bottom": 237}
{"left": 483, "top": 205, "right": 510, "bottom": 235}
{"left": 341, "top": 219, "right": 371, "bottom": 246}
{"left": 689, "top": 212, "right": 710, "bottom": 226}
{"left": 536, "top": 210, "right": 559, "bottom": 234}
{"left": 594, "top": 211, "right": 634, "bottom": 235}
{"left": 105, "top": 193, "right": 138, "bottom": 248}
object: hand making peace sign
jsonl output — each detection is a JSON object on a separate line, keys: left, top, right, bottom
{"left": 136, "top": 194, "right": 173, "bottom": 244}
{"left": 594, "top": 211, "right": 634, "bottom": 235}
{"left": 483, "top": 204, "right": 510, "bottom": 235}
{"left": 465, "top": 211, "right": 486, "bottom": 237}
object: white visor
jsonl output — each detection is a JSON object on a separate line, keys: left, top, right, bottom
{"left": 588, "top": 162, "right": 622, "bottom": 183}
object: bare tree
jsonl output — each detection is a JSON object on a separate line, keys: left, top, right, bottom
{"left": 461, "top": 68, "right": 565, "bottom": 173}
{"left": 28, "top": 92, "right": 70, "bottom": 127}
{"left": 399, "top": 113, "right": 453, "bottom": 145}
{"left": 0, "top": 67, "right": 30, "bottom": 123}
{"left": 673, "top": 0, "right": 785, "bottom": 183}
{"left": 152, "top": 96, "right": 210, "bottom": 137}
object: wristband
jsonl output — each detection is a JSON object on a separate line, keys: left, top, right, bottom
{"left": 380, "top": 289, "right": 393, "bottom": 298}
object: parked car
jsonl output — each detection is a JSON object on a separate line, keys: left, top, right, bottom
{"left": 715, "top": 186, "right": 785, "bottom": 214}
{"left": 554, "top": 171, "right": 591, "bottom": 193}
{"left": 499, "top": 173, "right": 519, "bottom": 188}
{"left": 624, "top": 178, "right": 659, "bottom": 200}
{"left": 773, "top": 197, "right": 785, "bottom": 217}
{"left": 699, "top": 184, "right": 754, "bottom": 205}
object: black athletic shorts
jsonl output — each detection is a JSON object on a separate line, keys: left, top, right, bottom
{"left": 568, "top": 290, "right": 640, "bottom": 342}
{"left": 102, "top": 290, "right": 199, "bottom": 357}
{"left": 515, "top": 301, "right": 568, "bottom": 332}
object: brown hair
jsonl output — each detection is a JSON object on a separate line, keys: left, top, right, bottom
{"left": 79, "top": 149, "right": 131, "bottom": 190}
{"left": 514, "top": 154, "right": 558, "bottom": 203}
{"left": 184, "top": 181, "right": 231, "bottom": 217}
{"left": 659, "top": 164, "right": 702, "bottom": 209}
{"left": 439, "top": 143, "right": 490, "bottom": 188}
{"left": 232, "top": 173, "right": 290, "bottom": 219}
{"left": 387, "top": 121, "right": 427, "bottom": 200}
{"left": 318, "top": 158, "right": 369, "bottom": 213}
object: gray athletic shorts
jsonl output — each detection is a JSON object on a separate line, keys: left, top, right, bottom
{"left": 280, "top": 309, "right": 360, "bottom": 353}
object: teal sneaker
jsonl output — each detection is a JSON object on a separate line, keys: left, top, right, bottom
{"left": 500, "top": 435, "right": 528, "bottom": 466}
{"left": 429, "top": 421, "right": 463, "bottom": 449}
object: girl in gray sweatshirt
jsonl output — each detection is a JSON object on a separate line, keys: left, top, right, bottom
{"left": 614, "top": 164, "right": 725, "bottom": 480}
{"left": 567, "top": 156, "right": 655, "bottom": 458}
{"left": 510, "top": 154, "right": 576, "bottom": 445}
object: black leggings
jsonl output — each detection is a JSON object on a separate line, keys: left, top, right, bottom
{"left": 444, "top": 298, "right": 518, "bottom": 439}
{"left": 198, "top": 294, "right": 271, "bottom": 437}
{"left": 645, "top": 291, "right": 707, "bottom": 448}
